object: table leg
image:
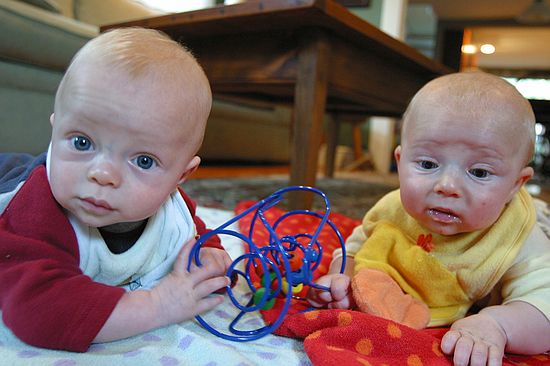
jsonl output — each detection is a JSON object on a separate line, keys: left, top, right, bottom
{"left": 289, "top": 31, "right": 330, "bottom": 210}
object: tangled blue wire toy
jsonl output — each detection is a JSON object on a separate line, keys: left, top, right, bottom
{"left": 188, "top": 186, "right": 346, "bottom": 342}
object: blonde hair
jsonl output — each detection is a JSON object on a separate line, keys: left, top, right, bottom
{"left": 54, "top": 27, "right": 212, "bottom": 153}
{"left": 402, "top": 71, "right": 536, "bottom": 164}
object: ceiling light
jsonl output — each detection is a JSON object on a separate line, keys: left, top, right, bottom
{"left": 516, "top": 0, "right": 550, "bottom": 24}
{"left": 461, "top": 44, "right": 477, "bottom": 54}
{"left": 480, "top": 44, "right": 495, "bottom": 54}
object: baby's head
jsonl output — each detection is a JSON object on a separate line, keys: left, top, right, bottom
{"left": 395, "top": 71, "right": 535, "bottom": 235}
{"left": 49, "top": 27, "right": 212, "bottom": 227}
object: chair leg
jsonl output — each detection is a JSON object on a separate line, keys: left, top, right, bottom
{"left": 342, "top": 120, "right": 373, "bottom": 172}
{"left": 352, "top": 123, "right": 364, "bottom": 161}
{"left": 325, "top": 116, "right": 339, "bottom": 177}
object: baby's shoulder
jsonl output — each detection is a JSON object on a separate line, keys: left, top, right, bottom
{"left": 516, "top": 217, "right": 550, "bottom": 264}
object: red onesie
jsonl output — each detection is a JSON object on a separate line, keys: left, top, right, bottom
{"left": 0, "top": 164, "right": 221, "bottom": 352}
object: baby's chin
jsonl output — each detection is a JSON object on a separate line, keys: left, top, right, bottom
{"left": 78, "top": 217, "right": 115, "bottom": 228}
{"left": 78, "top": 214, "right": 150, "bottom": 229}
{"left": 68, "top": 210, "right": 119, "bottom": 228}
{"left": 417, "top": 219, "right": 467, "bottom": 236}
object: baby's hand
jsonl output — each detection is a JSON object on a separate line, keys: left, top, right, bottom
{"left": 150, "top": 240, "right": 231, "bottom": 326}
{"left": 195, "top": 246, "right": 233, "bottom": 276}
{"left": 441, "top": 313, "right": 507, "bottom": 366}
{"left": 307, "top": 273, "right": 352, "bottom": 309}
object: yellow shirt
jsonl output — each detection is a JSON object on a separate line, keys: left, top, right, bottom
{"left": 353, "top": 188, "right": 536, "bottom": 326}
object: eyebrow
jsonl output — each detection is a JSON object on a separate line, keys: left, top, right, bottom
{"left": 407, "top": 140, "right": 506, "bottom": 159}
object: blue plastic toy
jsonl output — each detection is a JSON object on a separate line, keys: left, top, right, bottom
{"left": 188, "top": 186, "right": 346, "bottom": 341}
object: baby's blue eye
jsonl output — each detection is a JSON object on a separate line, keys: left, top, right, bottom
{"left": 419, "top": 160, "right": 438, "bottom": 170}
{"left": 72, "top": 136, "right": 91, "bottom": 151}
{"left": 136, "top": 155, "right": 155, "bottom": 170}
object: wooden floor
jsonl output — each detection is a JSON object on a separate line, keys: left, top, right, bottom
{"left": 190, "top": 164, "right": 290, "bottom": 180}
{"left": 190, "top": 163, "right": 399, "bottom": 185}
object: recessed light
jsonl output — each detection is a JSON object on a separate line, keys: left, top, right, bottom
{"left": 480, "top": 44, "right": 496, "bottom": 54}
{"left": 461, "top": 44, "right": 477, "bottom": 54}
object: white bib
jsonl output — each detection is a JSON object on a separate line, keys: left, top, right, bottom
{"left": 69, "top": 191, "right": 195, "bottom": 290}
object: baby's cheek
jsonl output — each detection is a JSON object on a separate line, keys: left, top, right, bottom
{"left": 50, "top": 172, "right": 69, "bottom": 204}
{"left": 470, "top": 199, "right": 503, "bottom": 229}
{"left": 400, "top": 187, "right": 422, "bottom": 214}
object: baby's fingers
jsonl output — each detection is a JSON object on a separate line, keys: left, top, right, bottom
{"left": 330, "top": 275, "right": 350, "bottom": 302}
{"left": 327, "top": 295, "right": 352, "bottom": 309}
{"left": 487, "top": 344, "right": 504, "bottom": 366}
{"left": 470, "top": 341, "right": 489, "bottom": 366}
{"left": 199, "top": 248, "right": 232, "bottom": 274}
{"left": 306, "top": 292, "right": 326, "bottom": 308}
{"left": 321, "top": 275, "right": 352, "bottom": 309}
{"left": 312, "top": 289, "right": 334, "bottom": 306}
{"left": 173, "top": 240, "right": 196, "bottom": 274}
{"left": 441, "top": 330, "right": 460, "bottom": 355}
{"left": 452, "top": 336, "right": 474, "bottom": 366}
{"left": 194, "top": 275, "right": 230, "bottom": 299}
{"left": 194, "top": 292, "right": 226, "bottom": 315}
{"left": 188, "top": 259, "right": 230, "bottom": 285}
{"left": 307, "top": 281, "right": 332, "bottom": 307}
{"left": 469, "top": 340, "right": 503, "bottom": 366}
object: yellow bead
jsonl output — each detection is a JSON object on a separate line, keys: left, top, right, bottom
{"left": 281, "top": 279, "right": 303, "bottom": 295}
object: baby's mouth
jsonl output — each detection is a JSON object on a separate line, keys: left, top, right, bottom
{"left": 81, "top": 197, "right": 114, "bottom": 213}
{"left": 427, "top": 208, "right": 462, "bottom": 224}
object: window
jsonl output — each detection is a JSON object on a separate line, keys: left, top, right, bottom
{"left": 137, "top": 0, "right": 215, "bottom": 13}
{"left": 504, "top": 78, "right": 550, "bottom": 101}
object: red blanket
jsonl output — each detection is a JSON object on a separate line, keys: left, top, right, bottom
{"left": 234, "top": 201, "right": 550, "bottom": 366}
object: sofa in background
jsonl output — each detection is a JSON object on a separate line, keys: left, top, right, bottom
{"left": 0, "top": 0, "right": 95, "bottom": 154}
{"left": 0, "top": 0, "right": 292, "bottom": 163}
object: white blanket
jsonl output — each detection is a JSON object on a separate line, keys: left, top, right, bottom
{"left": 0, "top": 207, "right": 310, "bottom": 365}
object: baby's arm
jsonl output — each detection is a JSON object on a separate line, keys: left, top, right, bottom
{"left": 95, "top": 191, "right": 231, "bottom": 343}
{"left": 483, "top": 301, "right": 550, "bottom": 354}
{"left": 441, "top": 301, "right": 550, "bottom": 366}
{"left": 94, "top": 242, "right": 230, "bottom": 342}
{"left": 442, "top": 225, "right": 550, "bottom": 365}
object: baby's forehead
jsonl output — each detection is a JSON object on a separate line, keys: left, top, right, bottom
{"left": 405, "top": 98, "right": 528, "bottom": 139}
{"left": 403, "top": 77, "right": 535, "bottom": 163}
{"left": 409, "top": 75, "right": 531, "bottom": 122}
{"left": 66, "top": 57, "right": 206, "bottom": 101}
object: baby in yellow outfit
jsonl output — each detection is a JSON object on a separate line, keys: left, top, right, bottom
{"left": 307, "top": 71, "right": 550, "bottom": 366}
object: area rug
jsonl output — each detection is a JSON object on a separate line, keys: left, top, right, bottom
{"left": 183, "top": 176, "right": 397, "bottom": 220}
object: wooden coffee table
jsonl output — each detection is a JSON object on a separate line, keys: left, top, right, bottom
{"left": 102, "top": 0, "right": 449, "bottom": 209}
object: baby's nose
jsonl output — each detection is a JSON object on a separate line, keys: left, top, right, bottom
{"left": 434, "top": 170, "right": 461, "bottom": 198}
{"left": 87, "top": 158, "right": 121, "bottom": 187}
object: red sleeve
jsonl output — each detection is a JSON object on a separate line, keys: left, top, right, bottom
{"left": 0, "top": 167, "right": 124, "bottom": 352}
{"left": 178, "top": 187, "right": 222, "bottom": 250}
{"left": 178, "top": 188, "right": 237, "bottom": 290}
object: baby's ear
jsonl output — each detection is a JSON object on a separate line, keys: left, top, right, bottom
{"left": 394, "top": 145, "right": 402, "bottom": 164}
{"left": 49, "top": 113, "right": 55, "bottom": 126}
{"left": 507, "top": 166, "right": 534, "bottom": 202}
{"left": 178, "top": 156, "right": 201, "bottom": 184}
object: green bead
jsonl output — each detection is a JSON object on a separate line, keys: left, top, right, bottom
{"left": 253, "top": 287, "right": 275, "bottom": 310}
{"left": 260, "top": 271, "right": 277, "bottom": 287}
